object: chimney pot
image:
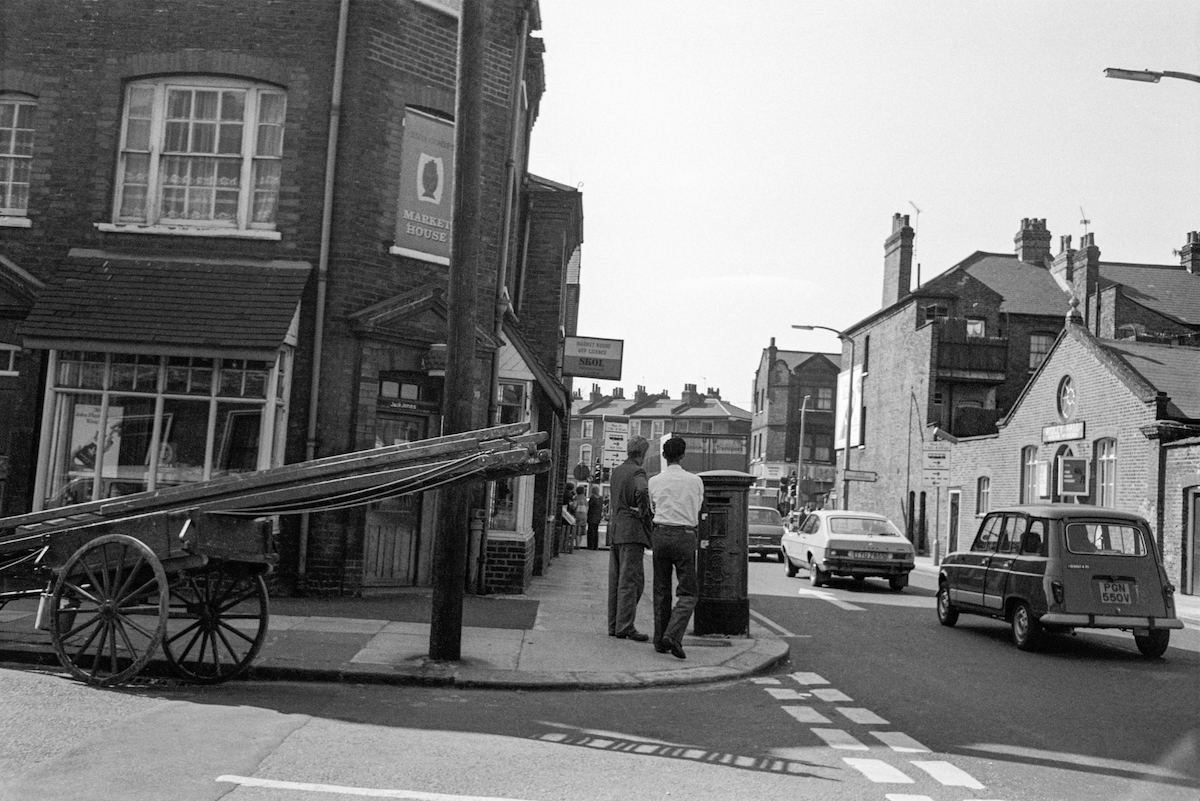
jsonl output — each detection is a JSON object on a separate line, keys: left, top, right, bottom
{"left": 1015, "top": 217, "right": 1052, "bottom": 265}
{"left": 1180, "top": 231, "right": 1200, "bottom": 274}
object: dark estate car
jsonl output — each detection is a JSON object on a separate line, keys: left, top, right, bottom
{"left": 937, "top": 504, "right": 1183, "bottom": 657}
{"left": 748, "top": 505, "right": 786, "bottom": 561}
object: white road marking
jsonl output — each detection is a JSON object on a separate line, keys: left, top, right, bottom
{"left": 765, "top": 688, "right": 812, "bottom": 700}
{"left": 871, "top": 732, "right": 930, "bottom": 752}
{"left": 838, "top": 707, "right": 889, "bottom": 725}
{"left": 884, "top": 796, "right": 935, "bottom": 801}
{"left": 749, "top": 608, "right": 799, "bottom": 636}
{"left": 811, "top": 688, "right": 852, "bottom": 702}
{"left": 217, "top": 776, "right": 534, "bottom": 800}
{"left": 789, "top": 671, "right": 829, "bottom": 685}
{"left": 750, "top": 677, "right": 781, "bottom": 684}
{"left": 811, "top": 728, "right": 869, "bottom": 750}
{"left": 910, "top": 760, "right": 986, "bottom": 789}
{"left": 796, "top": 587, "right": 866, "bottom": 611}
{"left": 781, "top": 706, "right": 830, "bottom": 724}
{"left": 842, "top": 758, "right": 914, "bottom": 783}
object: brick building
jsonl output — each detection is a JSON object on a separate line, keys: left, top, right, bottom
{"left": 948, "top": 305, "right": 1200, "bottom": 594}
{"left": 833, "top": 214, "right": 1200, "bottom": 580}
{"left": 749, "top": 338, "right": 841, "bottom": 512}
{"left": 567, "top": 383, "right": 751, "bottom": 502}
{"left": 0, "top": 0, "right": 580, "bottom": 596}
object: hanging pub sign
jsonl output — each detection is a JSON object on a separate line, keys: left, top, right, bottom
{"left": 392, "top": 109, "right": 455, "bottom": 266}
{"left": 562, "top": 336, "right": 623, "bottom": 381}
{"left": 1058, "top": 456, "right": 1089, "bottom": 496}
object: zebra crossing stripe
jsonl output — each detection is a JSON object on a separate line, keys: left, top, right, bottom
{"left": 781, "top": 706, "right": 830, "bottom": 724}
{"left": 910, "top": 760, "right": 985, "bottom": 789}
{"left": 884, "top": 795, "right": 935, "bottom": 801}
{"left": 870, "top": 731, "right": 930, "bottom": 752}
{"left": 811, "top": 688, "right": 851, "bottom": 702}
{"left": 765, "top": 688, "right": 812, "bottom": 700}
{"left": 789, "top": 671, "right": 829, "bottom": 685}
{"left": 811, "top": 728, "right": 869, "bottom": 750}
{"left": 842, "top": 758, "right": 914, "bottom": 783}
{"left": 837, "top": 707, "right": 889, "bottom": 725}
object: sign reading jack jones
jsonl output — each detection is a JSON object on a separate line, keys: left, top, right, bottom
{"left": 562, "top": 336, "right": 623, "bottom": 381}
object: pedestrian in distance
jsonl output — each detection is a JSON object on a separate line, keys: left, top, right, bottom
{"left": 648, "top": 435, "right": 705, "bottom": 660}
{"left": 573, "top": 484, "right": 589, "bottom": 548}
{"left": 586, "top": 485, "right": 603, "bottom": 550}
{"left": 606, "top": 435, "right": 653, "bottom": 642}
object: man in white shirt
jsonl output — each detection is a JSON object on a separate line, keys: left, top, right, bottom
{"left": 647, "top": 435, "right": 705, "bottom": 659}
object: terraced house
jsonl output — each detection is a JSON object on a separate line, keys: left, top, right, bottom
{"left": 0, "top": 0, "right": 582, "bottom": 596}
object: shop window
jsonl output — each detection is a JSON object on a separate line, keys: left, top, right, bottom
{"left": 976, "top": 476, "right": 990, "bottom": 515}
{"left": 1096, "top": 438, "right": 1117, "bottom": 507}
{"left": 0, "top": 343, "right": 18, "bottom": 376}
{"left": 489, "top": 381, "right": 529, "bottom": 532}
{"left": 40, "top": 349, "right": 288, "bottom": 508}
{"left": 1, "top": 94, "right": 35, "bottom": 223}
{"left": 1021, "top": 445, "right": 1039, "bottom": 503}
{"left": 111, "top": 77, "right": 286, "bottom": 235}
{"left": 1029, "top": 333, "right": 1054, "bottom": 371}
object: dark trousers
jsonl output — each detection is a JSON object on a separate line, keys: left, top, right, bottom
{"left": 607, "top": 543, "right": 645, "bottom": 636}
{"left": 586, "top": 520, "right": 600, "bottom": 549}
{"left": 651, "top": 526, "right": 698, "bottom": 645}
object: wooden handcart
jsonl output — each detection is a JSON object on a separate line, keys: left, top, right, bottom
{"left": 0, "top": 423, "right": 549, "bottom": 686}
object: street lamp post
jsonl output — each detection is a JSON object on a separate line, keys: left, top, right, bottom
{"left": 1104, "top": 67, "right": 1200, "bottom": 85}
{"left": 797, "top": 394, "right": 809, "bottom": 508}
{"left": 793, "top": 324, "right": 856, "bottom": 510}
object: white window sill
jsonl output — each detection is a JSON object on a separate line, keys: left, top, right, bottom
{"left": 96, "top": 223, "right": 281, "bottom": 241}
{"left": 0, "top": 217, "right": 32, "bottom": 228}
{"left": 389, "top": 245, "right": 449, "bottom": 266}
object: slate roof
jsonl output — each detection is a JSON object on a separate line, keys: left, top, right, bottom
{"left": 18, "top": 249, "right": 310, "bottom": 356}
{"left": 1099, "top": 263, "right": 1200, "bottom": 326}
{"left": 1098, "top": 339, "right": 1200, "bottom": 419}
{"left": 765, "top": 349, "right": 842, "bottom": 371}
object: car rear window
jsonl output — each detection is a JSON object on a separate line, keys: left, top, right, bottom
{"left": 1065, "top": 522, "right": 1147, "bottom": 556}
{"left": 828, "top": 517, "right": 899, "bottom": 536}
{"left": 749, "top": 508, "right": 782, "bottom": 525}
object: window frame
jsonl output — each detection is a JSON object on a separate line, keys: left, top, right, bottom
{"left": 1021, "top": 445, "right": 1039, "bottom": 503}
{"left": 965, "top": 318, "right": 986, "bottom": 338}
{"left": 975, "top": 476, "right": 991, "bottom": 516}
{"left": 1096, "top": 438, "right": 1117, "bottom": 507}
{"left": 0, "top": 93, "right": 36, "bottom": 224}
{"left": 108, "top": 76, "right": 286, "bottom": 238}
{"left": 1029, "top": 332, "right": 1055, "bottom": 371}
{"left": 581, "top": 419, "right": 593, "bottom": 439}
{"left": 0, "top": 343, "right": 18, "bottom": 376}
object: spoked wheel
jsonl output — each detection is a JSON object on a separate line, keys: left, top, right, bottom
{"left": 49, "top": 534, "right": 169, "bottom": 686}
{"left": 163, "top": 566, "right": 269, "bottom": 684}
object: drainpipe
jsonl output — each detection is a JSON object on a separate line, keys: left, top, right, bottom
{"left": 476, "top": 2, "right": 532, "bottom": 595}
{"left": 298, "top": 0, "right": 350, "bottom": 591}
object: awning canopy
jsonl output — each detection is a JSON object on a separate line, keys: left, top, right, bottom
{"left": 18, "top": 248, "right": 311, "bottom": 359}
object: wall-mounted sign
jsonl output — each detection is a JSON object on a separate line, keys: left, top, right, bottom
{"left": 601, "top": 415, "right": 628, "bottom": 468}
{"left": 922, "top": 442, "right": 952, "bottom": 486}
{"left": 1058, "top": 456, "right": 1089, "bottom": 496}
{"left": 393, "top": 110, "right": 455, "bottom": 266}
{"left": 563, "top": 336, "right": 623, "bottom": 381}
{"left": 1043, "top": 421, "right": 1085, "bottom": 443}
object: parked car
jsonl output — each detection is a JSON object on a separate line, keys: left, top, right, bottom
{"left": 781, "top": 509, "right": 914, "bottom": 590}
{"left": 747, "top": 505, "right": 786, "bottom": 561}
{"left": 937, "top": 504, "right": 1183, "bottom": 657}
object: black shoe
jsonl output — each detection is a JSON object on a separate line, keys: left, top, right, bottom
{"left": 616, "top": 630, "right": 649, "bottom": 642}
{"left": 653, "top": 639, "right": 670, "bottom": 654}
{"left": 660, "top": 635, "right": 686, "bottom": 659}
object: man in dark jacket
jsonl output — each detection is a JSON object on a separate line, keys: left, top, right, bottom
{"left": 586, "top": 485, "right": 603, "bottom": 550}
{"left": 606, "top": 436, "right": 652, "bottom": 641}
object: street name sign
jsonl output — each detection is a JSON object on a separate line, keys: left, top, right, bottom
{"left": 843, "top": 469, "right": 877, "bottom": 482}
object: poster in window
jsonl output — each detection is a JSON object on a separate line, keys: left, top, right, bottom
{"left": 71, "top": 404, "right": 123, "bottom": 476}
{"left": 393, "top": 110, "right": 455, "bottom": 265}
{"left": 1058, "top": 457, "right": 1089, "bottom": 496}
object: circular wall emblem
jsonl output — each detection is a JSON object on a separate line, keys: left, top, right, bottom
{"left": 1057, "top": 375, "right": 1077, "bottom": 420}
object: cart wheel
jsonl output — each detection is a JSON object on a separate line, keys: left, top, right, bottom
{"left": 50, "top": 534, "right": 168, "bottom": 686}
{"left": 164, "top": 566, "right": 269, "bottom": 684}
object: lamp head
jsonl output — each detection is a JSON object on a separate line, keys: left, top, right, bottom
{"left": 1104, "top": 67, "right": 1163, "bottom": 83}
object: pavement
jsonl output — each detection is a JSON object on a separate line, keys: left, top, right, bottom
{"left": 0, "top": 541, "right": 789, "bottom": 690}
{"left": 3, "top": 543, "right": 1197, "bottom": 690}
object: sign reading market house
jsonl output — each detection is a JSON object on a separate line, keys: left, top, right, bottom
{"left": 562, "top": 336, "right": 623, "bottom": 381}
{"left": 393, "top": 109, "right": 455, "bottom": 265}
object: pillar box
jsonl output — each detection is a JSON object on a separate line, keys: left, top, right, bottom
{"left": 694, "top": 470, "right": 754, "bottom": 636}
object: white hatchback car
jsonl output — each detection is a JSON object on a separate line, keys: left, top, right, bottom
{"left": 781, "top": 509, "right": 915, "bottom": 591}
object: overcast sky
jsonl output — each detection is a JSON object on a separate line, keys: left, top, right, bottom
{"left": 526, "top": 1, "right": 1200, "bottom": 410}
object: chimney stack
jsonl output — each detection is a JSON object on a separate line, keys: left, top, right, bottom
{"left": 589, "top": 383, "right": 603, "bottom": 403}
{"left": 634, "top": 384, "right": 648, "bottom": 403}
{"left": 1014, "top": 218, "right": 1052, "bottom": 265}
{"left": 706, "top": 387, "right": 720, "bottom": 398}
{"left": 1181, "top": 231, "right": 1200, "bottom": 275}
{"left": 681, "top": 383, "right": 700, "bottom": 405}
{"left": 1075, "top": 233, "right": 1101, "bottom": 334}
{"left": 1050, "top": 234, "right": 1075, "bottom": 293}
{"left": 882, "top": 213, "right": 914, "bottom": 307}
{"left": 612, "top": 387, "right": 625, "bottom": 400}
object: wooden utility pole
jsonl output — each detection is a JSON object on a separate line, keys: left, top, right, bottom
{"left": 429, "top": 0, "right": 485, "bottom": 661}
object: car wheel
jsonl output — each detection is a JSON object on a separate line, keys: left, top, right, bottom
{"left": 784, "top": 552, "right": 798, "bottom": 578}
{"left": 1134, "top": 629, "right": 1169, "bottom": 659}
{"left": 808, "top": 558, "right": 827, "bottom": 587}
{"left": 776, "top": 549, "right": 785, "bottom": 564}
{"left": 936, "top": 584, "right": 959, "bottom": 627}
{"left": 1011, "top": 601, "right": 1043, "bottom": 651}
{"left": 888, "top": 574, "right": 908, "bottom": 592}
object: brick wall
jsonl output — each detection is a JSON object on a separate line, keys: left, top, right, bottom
{"left": 1162, "top": 438, "right": 1200, "bottom": 593}
{"left": 485, "top": 530, "right": 535, "bottom": 593}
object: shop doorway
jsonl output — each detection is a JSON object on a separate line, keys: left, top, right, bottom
{"left": 363, "top": 414, "right": 427, "bottom": 587}
{"left": 948, "top": 489, "right": 961, "bottom": 553}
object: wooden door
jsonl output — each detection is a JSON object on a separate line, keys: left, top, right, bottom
{"left": 364, "top": 415, "right": 426, "bottom": 587}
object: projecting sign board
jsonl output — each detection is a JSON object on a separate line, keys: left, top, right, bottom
{"left": 922, "top": 442, "right": 952, "bottom": 487}
{"left": 563, "top": 337, "right": 624, "bottom": 381}
{"left": 602, "top": 415, "right": 629, "bottom": 469}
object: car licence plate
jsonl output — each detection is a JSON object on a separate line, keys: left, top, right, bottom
{"left": 850, "top": 551, "right": 887, "bottom": 560}
{"left": 1097, "top": 580, "right": 1132, "bottom": 604}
